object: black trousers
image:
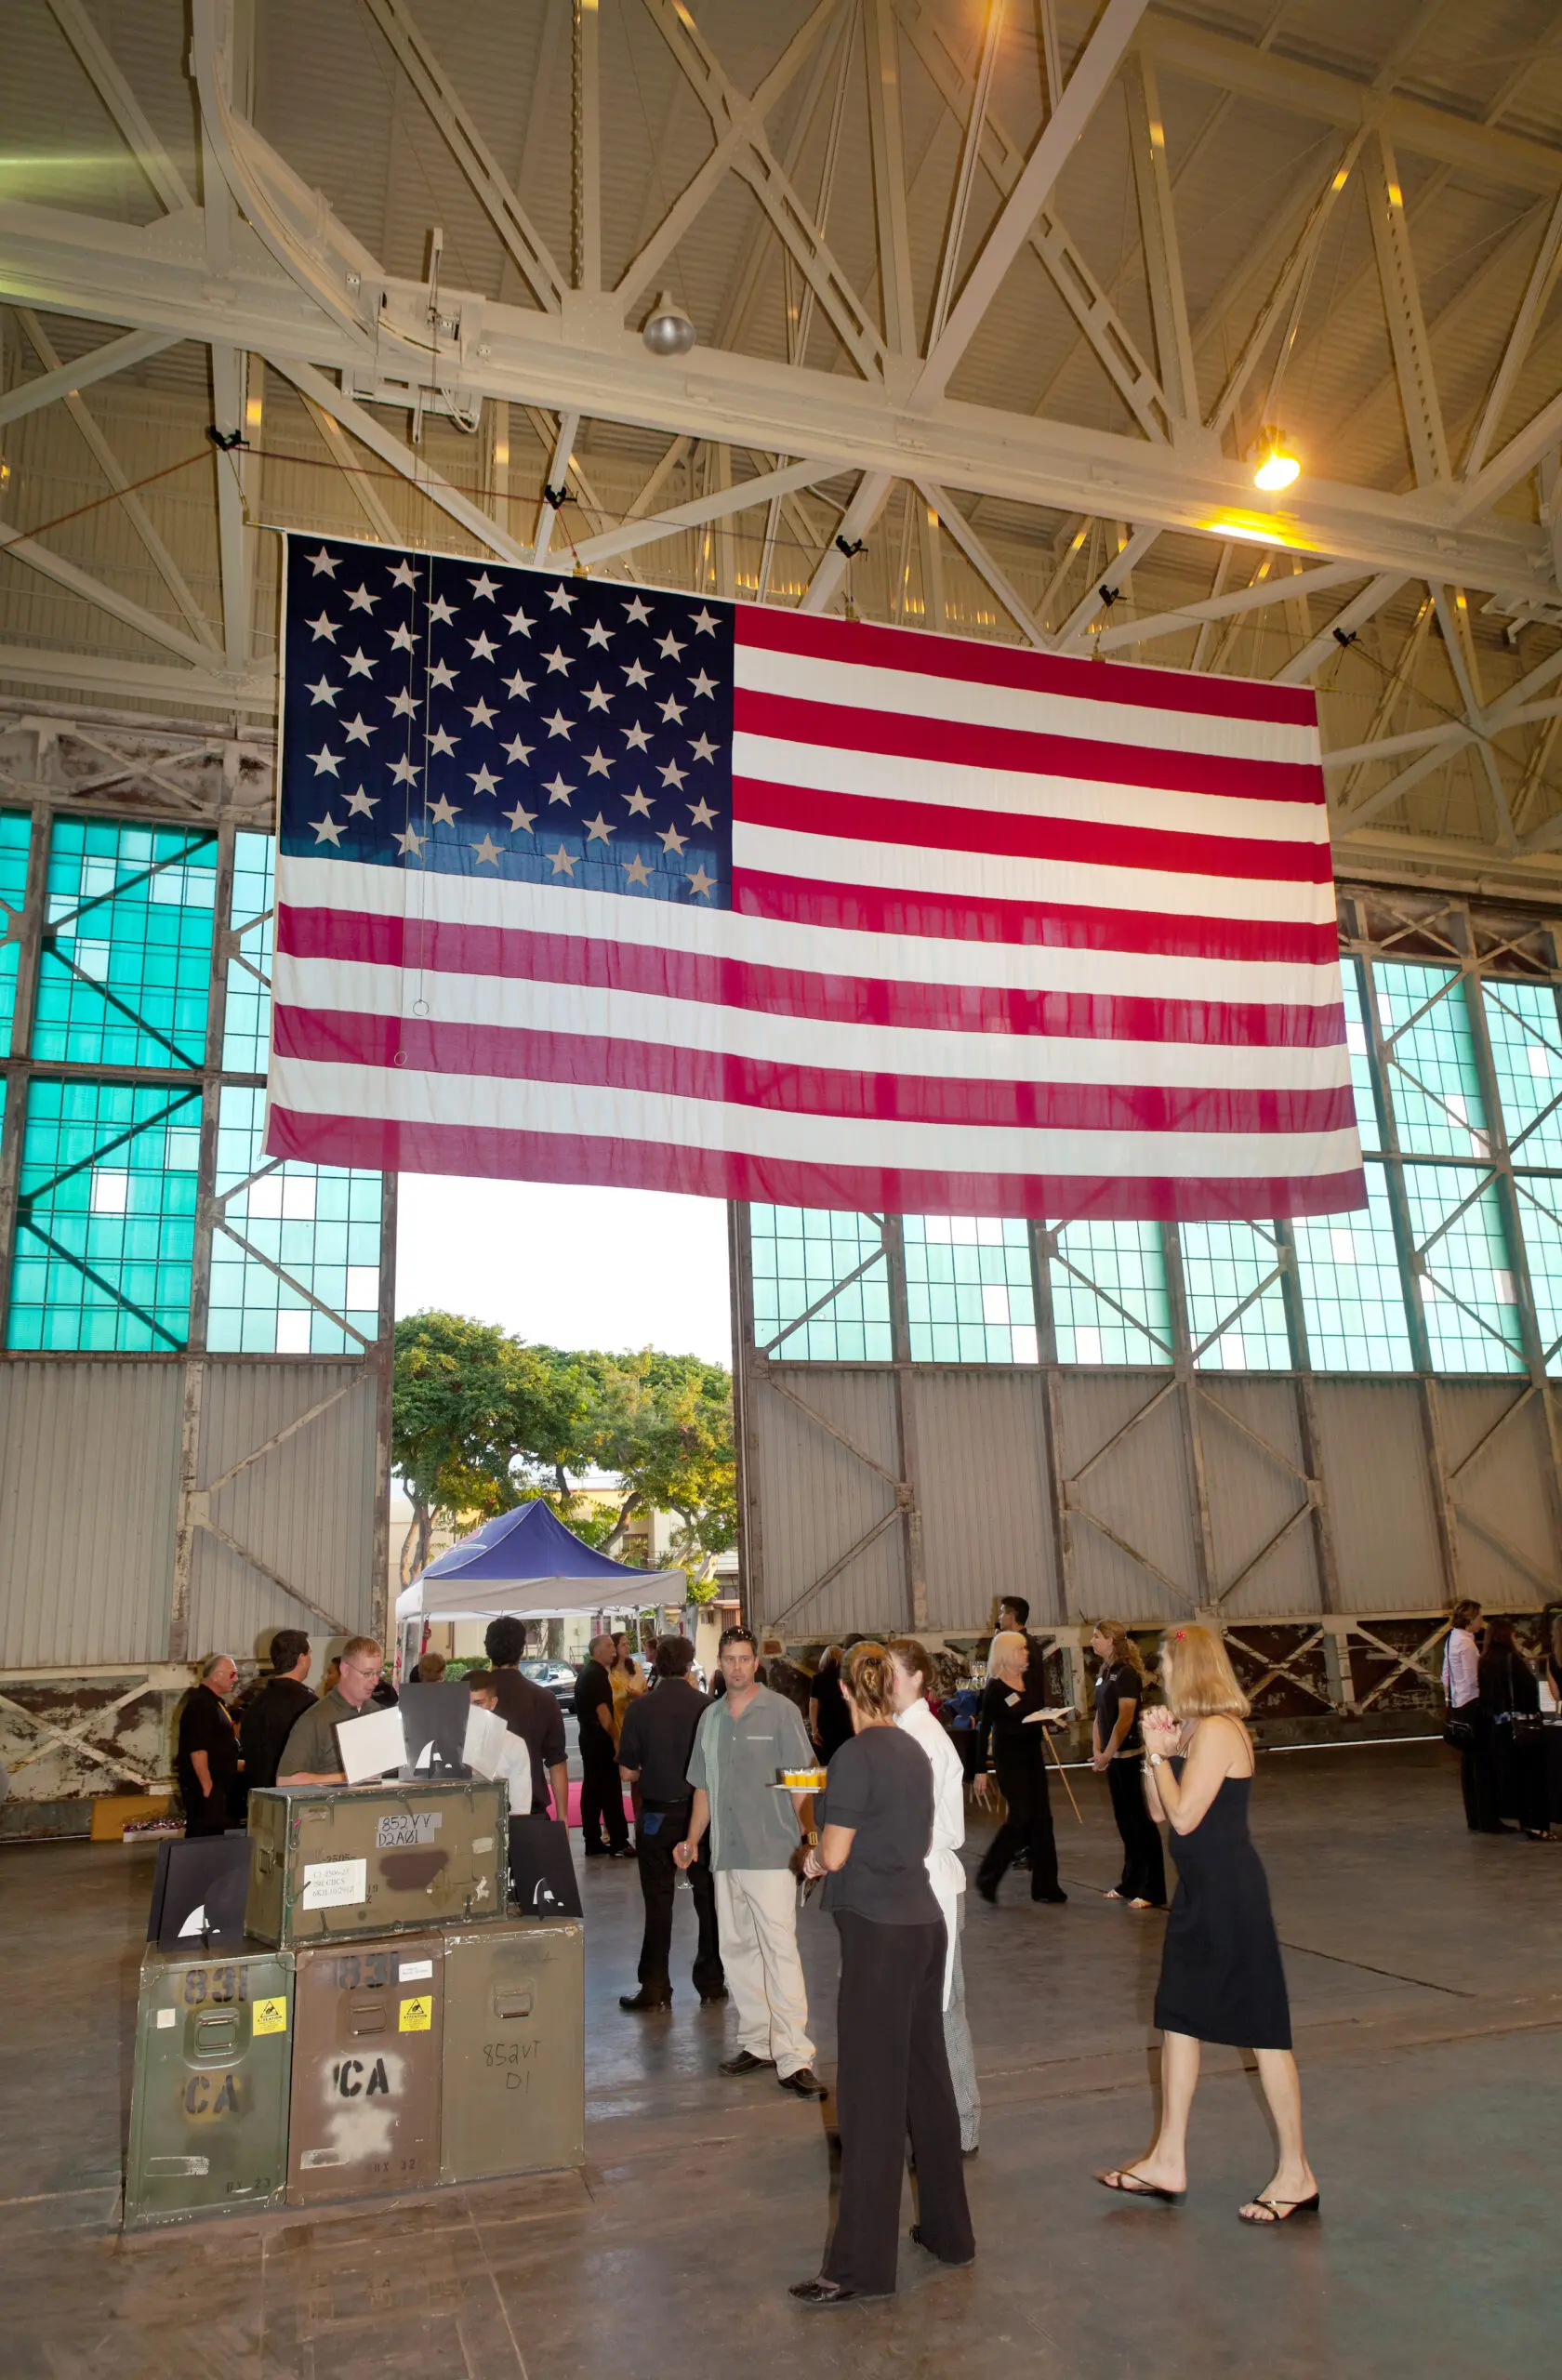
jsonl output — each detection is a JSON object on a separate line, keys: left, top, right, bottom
{"left": 1106, "top": 1756, "right": 1166, "bottom": 1903}
{"left": 180, "top": 1785, "right": 233, "bottom": 1837}
{"left": 579, "top": 1749, "right": 629, "bottom": 1851}
{"left": 636, "top": 1797, "right": 722, "bottom": 1997}
{"left": 976, "top": 1741, "right": 1061, "bottom": 1898}
{"left": 825, "top": 1912, "right": 973, "bottom": 2296}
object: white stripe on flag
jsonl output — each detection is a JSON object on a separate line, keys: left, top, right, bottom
{"left": 735, "top": 641, "right": 1320, "bottom": 769}
{"left": 270, "top": 1056, "right": 1364, "bottom": 1182}
{"left": 276, "top": 956, "right": 1356, "bottom": 1091}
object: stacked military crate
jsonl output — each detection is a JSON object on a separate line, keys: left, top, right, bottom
{"left": 125, "top": 1778, "right": 584, "bottom": 2229}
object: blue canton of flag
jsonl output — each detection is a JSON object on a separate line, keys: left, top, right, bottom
{"left": 280, "top": 536, "right": 733, "bottom": 906}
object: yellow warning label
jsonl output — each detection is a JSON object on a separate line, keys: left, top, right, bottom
{"left": 399, "top": 1996, "right": 431, "bottom": 2032}
{"left": 252, "top": 1997, "right": 287, "bottom": 2036}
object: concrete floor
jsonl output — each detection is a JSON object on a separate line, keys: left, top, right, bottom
{"left": 4, "top": 1739, "right": 1559, "bottom": 2378}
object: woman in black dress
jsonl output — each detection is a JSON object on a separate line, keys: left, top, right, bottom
{"left": 1478, "top": 1616, "right": 1551, "bottom": 1841}
{"left": 1090, "top": 1620, "right": 1166, "bottom": 1909}
{"left": 1094, "top": 1625, "right": 1318, "bottom": 2226}
{"left": 791, "top": 1642, "right": 974, "bottom": 2306}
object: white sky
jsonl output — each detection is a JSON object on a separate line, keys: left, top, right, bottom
{"left": 394, "top": 1174, "right": 734, "bottom": 1365}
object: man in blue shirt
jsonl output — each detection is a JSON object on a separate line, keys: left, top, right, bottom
{"left": 677, "top": 1627, "right": 827, "bottom": 2098}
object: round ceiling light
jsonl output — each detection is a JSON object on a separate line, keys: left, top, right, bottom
{"left": 642, "top": 291, "right": 696, "bottom": 358}
{"left": 1252, "top": 427, "right": 1302, "bottom": 493}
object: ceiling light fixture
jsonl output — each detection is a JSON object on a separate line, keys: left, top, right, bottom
{"left": 1252, "top": 427, "right": 1302, "bottom": 493}
{"left": 642, "top": 291, "right": 695, "bottom": 358}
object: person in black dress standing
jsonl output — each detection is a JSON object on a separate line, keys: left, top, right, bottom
{"left": 1094, "top": 1625, "right": 1318, "bottom": 2225}
{"left": 1478, "top": 1616, "right": 1551, "bottom": 1842}
{"left": 1090, "top": 1620, "right": 1166, "bottom": 1910}
{"left": 790, "top": 1642, "right": 974, "bottom": 2307}
{"left": 809, "top": 1646, "right": 853, "bottom": 1765}
{"left": 973, "top": 1630, "right": 1066, "bottom": 1904}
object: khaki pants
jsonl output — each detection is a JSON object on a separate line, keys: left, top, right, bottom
{"left": 714, "top": 1868, "right": 814, "bottom": 2079}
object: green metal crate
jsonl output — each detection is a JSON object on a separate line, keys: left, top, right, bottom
{"left": 245, "top": 1780, "right": 508, "bottom": 1947}
{"left": 124, "top": 1945, "right": 294, "bottom": 2230}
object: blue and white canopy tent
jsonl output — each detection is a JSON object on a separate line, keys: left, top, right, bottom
{"left": 394, "top": 1498, "right": 686, "bottom": 1669}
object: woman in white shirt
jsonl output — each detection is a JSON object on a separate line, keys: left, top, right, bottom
{"left": 888, "top": 1636, "right": 980, "bottom": 2157}
{"left": 1441, "top": 1599, "right": 1485, "bottom": 1832}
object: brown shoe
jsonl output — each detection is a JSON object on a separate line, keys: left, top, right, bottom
{"left": 778, "top": 2066, "right": 828, "bottom": 2099}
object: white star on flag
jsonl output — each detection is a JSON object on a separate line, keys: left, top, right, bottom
{"left": 544, "top": 645, "right": 572, "bottom": 674}
{"left": 345, "top": 787, "right": 377, "bottom": 816}
{"left": 688, "top": 864, "right": 715, "bottom": 896}
{"left": 584, "top": 747, "right": 613, "bottom": 777}
{"left": 390, "top": 622, "right": 416, "bottom": 653}
{"left": 505, "top": 606, "right": 534, "bottom": 637}
{"left": 622, "top": 721, "right": 652, "bottom": 752}
{"left": 544, "top": 708, "right": 572, "bottom": 738}
{"left": 584, "top": 683, "right": 612, "bottom": 712}
{"left": 429, "top": 595, "right": 456, "bottom": 625}
{"left": 390, "top": 558, "right": 417, "bottom": 588}
{"left": 548, "top": 583, "right": 576, "bottom": 610}
{"left": 344, "top": 648, "right": 375, "bottom": 679}
{"left": 395, "top": 824, "right": 425, "bottom": 855}
{"left": 623, "top": 853, "right": 652, "bottom": 886}
{"left": 688, "top": 796, "right": 717, "bottom": 827}
{"left": 308, "top": 548, "right": 338, "bottom": 575}
{"left": 307, "top": 613, "right": 338, "bottom": 641}
{"left": 503, "top": 670, "right": 535, "bottom": 699}
{"left": 503, "top": 734, "right": 535, "bottom": 765}
{"left": 472, "top": 832, "right": 502, "bottom": 865}
{"left": 347, "top": 584, "right": 377, "bottom": 612}
{"left": 584, "top": 620, "right": 612, "bottom": 648}
{"left": 660, "top": 759, "right": 688, "bottom": 789}
{"left": 660, "top": 694, "right": 686, "bottom": 723}
{"left": 390, "top": 756, "right": 420, "bottom": 787}
{"left": 624, "top": 788, "right": 653, "bottom": 817}
{"left": 468, "top": 697, "right": 497, "bottom": 729}
{"left": 660, "top": 825, "right": 687, "bottom": 854}
{"left": 469, "top": 765, "right": 501, "bottom": 796}
{"left": 623, "top": 659, "right": 651, "bottom": 688}
{"left": 307, "top": 677, "right": 338, "bottom": 706}
{"left": 689, "top": 733, "right": 718, "bottom": 763}
{"left": 428, "top": 660, "right": 457, "bottom": 690}
{"left": 585, "top": 813, "right": 615, "bottom": 842}
{"left": 428, "top": 727, "right": 457, "bottom": 758}
{"left": 689, "top": 669, "right": 717, "bottom": 698}
{"left": 311, "top": 747, "right": 342, "bottom": 776}
{"left": 692, "top": 608, "right": 719, "bottom": 633}
{"left": 505, "top": 801, "right": 536, "bottom": 832}
{"left": 544, "top": 773, "right": 575, "bottom": 805}
{"left": 469, "top": 631, "right": 497, "bottom": 662}
{"left": 343, "top": 714, "right": 372, "bottom": 746}
{"left": 312, "top": 814, "right": 345, "bottom": 844}
{"left": 657, "top": 630, "right": 685, "bottom": 658}
{"left": 429, "top": 794, "right": 461, "bottom": 826}
{"left": 390, "top": 688, "right": 417, "bottom": 719}
{"left": 470, "top": 573, "right": 499, "bottom": 601}
{"left": 548, "top": 844, "right": 577, "bottom": 875}
{"left": 624, "top": 595, "right": 652, "bottom": 624}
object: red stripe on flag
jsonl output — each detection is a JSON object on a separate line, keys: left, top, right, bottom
{"left": 733, "top": 873, "right": 1338, "bottom": 966}
{"left": 273, "top": 1003, "right": 1357, "bottom": 1137}
{"left": 737, "top": 605, "right": 1319, "bottom": 730}
{"left": 266, "top": 1103, "right": 1367, "bottom": 1222}
{"left": 275, "top": 902, "right": 1346, "bottom": 1048}
{"left": 734, "top": 774, "right": 1331, "bottom": 884}
{"left": 735, "top": 687, "right": 1319, "bottom": 808}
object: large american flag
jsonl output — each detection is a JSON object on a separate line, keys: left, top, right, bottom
{"left": 267, "top": 532, "right": 1364, "bottom": 1221}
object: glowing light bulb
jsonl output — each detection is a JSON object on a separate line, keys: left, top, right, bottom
{"left": 1253, "top": 428, "right": 1301, "bottom": 492}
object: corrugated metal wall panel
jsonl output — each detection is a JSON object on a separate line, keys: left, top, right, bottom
{"left": 1435, "top": 1381, "right": 1562, "bottom": 1606}
{"left": 913, "top": 1372, "right": 1057, "bottom": 1630}
{"left": 189, "top": 1360, "right": 381, "bottom": 1659}
{"left": 1198, "top": 1380, "right": 1321, "bottom": 1619}
{"left": 1312, "top": 1380, "right": 1445, "bottom": 1610}
{"left": 1055, "top": 1374, "right": 1201, "bottom": 1623}
{"left": 752, "top": 1368, "right": 904, "bottom": 1642}
{"left": 0, "top": 1360, "right": 180, "bottom": 1667}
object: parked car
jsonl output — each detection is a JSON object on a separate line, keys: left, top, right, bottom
{"left": 519, "top": 1658, "right": 578, "bottom": 1706}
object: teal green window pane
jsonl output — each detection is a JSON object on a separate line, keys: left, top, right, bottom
{"left": 0, "top": 811, "right": 33, "bottom": 1058}
{"left": 223, "top": 831, "right": 274, "bottom": 1074}
{"left": 1340, "top": 959, "right": 1381, "bottom": 1150}
{"left": 7, "top": 1078, "right": 200, "bottom": 1350}
{"left": 1480, "top": 977, "right": 1562, "bottom": 1167}
{"left": 1372, "top": 960, "right": 1490, "bottom": 1157}
{"left": 1515, "top": 1178, "right": 1562, "bottom": 1375}
{"left": 1049, "top": 1221, "right": 1172, "bottom": 1365}
{"left": 33, "top": 818, "right": 217, "bottom": 1068}
{"left": 1291, "top": 1162, "right": 1412, "bottom": 1370}
{"left": 207, "top": 1085, "right": 382, "bottom": 1355}
{"left": 1403, "top": 1163, "right": 1524, "bottom": 1374}
{"left": 748, "top": 1204, "right": 892, "bottom": 1360}
{"left": 904, "top": 1216, "right": 1037, "bottom": 1362}
{"left": 1181, "top": 1221, "right": 1291, "bottom": 1370}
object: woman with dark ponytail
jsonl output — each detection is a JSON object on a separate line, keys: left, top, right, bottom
{"left": 1090, "top": 1620, "right": 1166, "bottom": 1910}
{"left": 791, "top": 1641, "right": 974, "bottom": 2306}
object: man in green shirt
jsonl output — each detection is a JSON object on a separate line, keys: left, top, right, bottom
{"left": 277, "top": 1637, "right": 386, "bottom": 1782}
{"left": 677, "top": 1627, "right": 827, "bottom": 2098}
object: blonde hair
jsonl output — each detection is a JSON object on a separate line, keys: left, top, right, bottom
{"left": 841, "top": 1640, "right": 896, "bottom": 1720}
{"left": 1159, "top": 1625, "right": 1250, "bottom": 1721}
{"left": 987, "top": 1629, "right": 1028, "bottom": 1681}
{"left": 1093, "top": 1620, "right": 1146, "bottom": 1679}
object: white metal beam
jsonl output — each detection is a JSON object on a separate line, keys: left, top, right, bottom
{"left": 359, "top": 0, "right": 566, "bottom": 313}
{"left": 0, "top": 328, "right": 177, "bottom": 429}
{"left": 1274, "top": 574, "right": 1410, "bottom": 684}
{"left": 532, "top": 409, "right": 580, "bottom": 565}
{"left": 801, "top": 469, "right": 894, "bottom": 612}
{"left": 1122, "top": 51, "right": 1198, "bottom": 426}
{"left": 209, "top": 343, "right": 250, "bottom": 672}
{"left": 896, "top": 0, "right": 1171, "bottom": 442}
{"left": 267, "top": 355, "right": 534, "bottom": 566}
{"left": 865, "top": 0, "right": 916, "bottom": 359}
{"left": 926, "top": 0, "right": 1006, "bottom": 359}
{"left": 1054, "top": 525, "right": 1159, "bottom": 648}
{"left": 0, "top": 516, "right": 222, "bottom": 671}
{"left": 12, "top": 311, "right": 217, "bottom": 655}
{"left": 1095, "top": 559, "right": 1367, "bottom": 654}
{"left": 911, "top": 480, "right": 1046, "bottom": 647}
{"left": 572, "top": 455, "right": 844, "bottom": 566}
{"left": 913, "top": 0, "right": 1150, "bottom": 410}
{"left": 1205, "top": 132, "right": 1366, "bottom": 443}
{"left": 1366, "top": 131, "right": 1449, "bottom": 486}
{"left": 573, "top": 0, "right": 601, "bottom": 295}
{"left": 1463, "top": 190, "right": 1562, "bottom": 483}
{"left": 45, "top": 0, "right": 196, "bottom": 217}
{"left": 0, "top": 645, "right": 271, "bottom": 710}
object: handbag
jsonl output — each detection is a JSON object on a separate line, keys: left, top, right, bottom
{"left": 1442, "top": 1712, "right": 1477, "bottom": 1750}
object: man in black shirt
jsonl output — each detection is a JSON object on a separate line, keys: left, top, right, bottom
{"left": 616, "top": 1635, "right": 725, "bottom": 2010}
{"left": 177, "top": 1655, "right": 241, "bottom": 1835}
{"left": 484, "top": 1617, "right": 569, "bottom": 1823}
{"left": 238, "top": 1631, "right": 316, "bottom": 1799}
{"left": 576, "top": 1633, "right": 631, "bottom": 1854}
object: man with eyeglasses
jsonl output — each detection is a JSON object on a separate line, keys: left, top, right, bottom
{"left": 277, "top": 1636, "right": 387, "bottom": 1784}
